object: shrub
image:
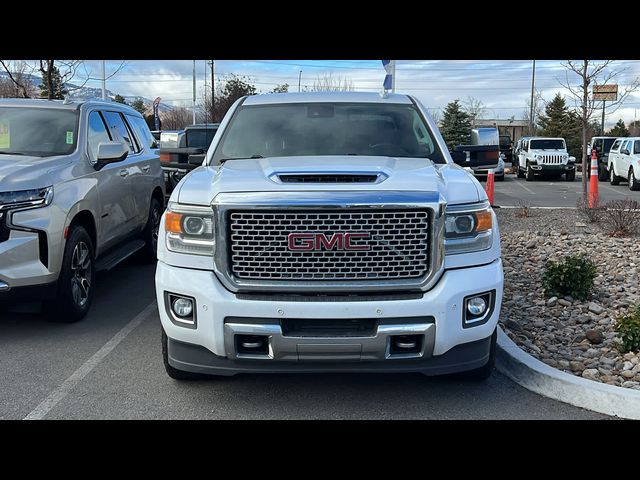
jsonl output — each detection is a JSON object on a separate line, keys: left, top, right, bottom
{"left": 614, "top": 305, "right": 640, "bottom": 353}
{"left": 576, "top": 197, "right": 603, "bottom": 224}
{"left": 600, "top": 199, "right": 640, "bottom": 237}
{"left": 542, "top": 254, "right": 597, "bottom": 300}
{"left": 516, "top": 199, "right": 531, "bottom": 218}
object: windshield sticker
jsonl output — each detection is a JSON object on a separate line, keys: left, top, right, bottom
{"left": 66, "top": 131, "right": 74, "bottom": 145}
{"left": 0, "top": 121, "right": 9, "bottom": 149}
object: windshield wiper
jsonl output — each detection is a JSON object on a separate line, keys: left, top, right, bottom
{"left": 219, "top": 154, "right": 264, "bottom": 164}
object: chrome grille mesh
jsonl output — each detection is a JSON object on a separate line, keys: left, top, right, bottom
{"left": 540, "top": 154, "right": 565, "bottom": 164}
{"left": 229, "top": 210, "right": 430, "bottom": 280}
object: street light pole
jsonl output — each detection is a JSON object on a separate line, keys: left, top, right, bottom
{"left": 210, "top": 60, "right": 215, "bottom": 122}
{"left": 192, "top": 60, "right": 196, "bottom": 125}
{"left": 101, "top": 60, "right": 106, "bottom": 100}
{"left": 529, "top": 60, "right": 536, "bottom": 135}
{"left": 298, "top": 70, "right": 302, "bottom": 92}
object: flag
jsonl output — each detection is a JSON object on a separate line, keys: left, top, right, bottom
{"left": 382, "top": 60, "right": 395, "bottom": 91}
{"left": 153, "top": 97, "right": 161, "bottom": 130}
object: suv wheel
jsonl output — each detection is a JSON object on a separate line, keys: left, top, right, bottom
{"left": 141, "top": 197, "right": 162, "bottom": 262}
{"left": 162, "top": 328, "right": 206, "bottom": 381}
{"left": 47, "top": 226, "right": 95, "bottom": 322}
{"left": 610, "top": 165, "right": 620, "bottom": 185}
{"left": 630, "top": 169, "right": 640, "bottom": 191}
{"left": 525, "top": 164, "right": 534, "bottom": 181}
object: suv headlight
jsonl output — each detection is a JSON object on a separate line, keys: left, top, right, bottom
{"left": 164, "top": 202, "right": 214, "bottom": 256}
{"left": 444, "top": 201, "right": 493, "bottom": 255}
{"left": 0, "top": 186, "right": 53, "bottom": 210}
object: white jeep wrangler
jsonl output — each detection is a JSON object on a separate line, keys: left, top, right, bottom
{"left": 516, "top": 137, "right": 576, "bottom": 181}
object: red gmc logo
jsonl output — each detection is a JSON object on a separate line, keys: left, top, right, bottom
{"left": 287, "top": 232, "right": 371, "bottom": 251}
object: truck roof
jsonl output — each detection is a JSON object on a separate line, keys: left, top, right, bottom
{"left": 528, "top": 137, "right": 565, "bottom": 141}
{"left": 243, "top": 91, "right": 413, "bottom": 106}
{"left": 0, "top": 97, "right": 142, "bottom": 115}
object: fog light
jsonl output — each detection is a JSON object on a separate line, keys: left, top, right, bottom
{"left": 172, "top": 297, "right": 193, "bottom": 318}
{"left": 467, "top": 296, "right": 487, "bottom": 316}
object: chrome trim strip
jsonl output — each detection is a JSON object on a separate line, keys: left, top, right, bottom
{"left": 212, "top": 190, "right": 446, "bottom": 293}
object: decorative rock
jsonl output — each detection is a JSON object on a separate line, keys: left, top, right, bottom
{"left": 585, "top": 329, "right": 604, "bottom": 344}
{"left": 621, "top": 370, "right": 636, "bottom": 379}
{"left": 547, "top": 296, "right": 558, "bottom": 306}
{"left": 569, "top": 361, "right": 585, "bottom": 372}
{"left": 588, "top": 303, "right": 605, "bottom": 315}
{"left": 526, "top": 240, "right": 536, "bottom": 249}
{"left": 558, "top": 299, "right": 571, "bottom": 307}
{"left": 623, "top": 361, "right": 634, "bottom": 371}
{"left": 582, "top": 369, "right": 599, "bottom": 380}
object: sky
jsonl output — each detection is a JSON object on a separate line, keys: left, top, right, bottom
{"left": 74, "top": 60, "right": 640, "bottom": 128}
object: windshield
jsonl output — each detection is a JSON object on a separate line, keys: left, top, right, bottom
{"left": 602, "top": 138, "right": 616, "bottom": 153}
{"left": 0, "top": 107, "right": 78, "bottom": 157}
{"left": 212, "top": 102, "right": 444, "bottom": 163}
{"left": 529, "top": 139, "right": 565, "bottom": 150}
{"left": 499, "top": 136, "right": 511, "bottom": 148}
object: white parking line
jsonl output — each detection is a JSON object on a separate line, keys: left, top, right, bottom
{"left": 511, "top": 179, "right": 536, "bottom": 195}
{"left": 23, "top": 301, "right": 157, "bottom": 420}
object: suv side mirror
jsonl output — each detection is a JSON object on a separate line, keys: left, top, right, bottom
{"left": 93, "top": 141, "right": 129, "bottom": 169}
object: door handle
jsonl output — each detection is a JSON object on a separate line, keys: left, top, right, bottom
{"left": 142, "top": 165, "right": 150, "bottom": 172}
{"left": 119, "top": 169, "right": 129, "bottom": 178}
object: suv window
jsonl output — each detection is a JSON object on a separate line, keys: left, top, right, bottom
{"left": 611, "top": 139, "right": 623, "bottom": 152}
{"left": 622, "top": 140, "right": 631, "bottom": 154}
{"left": 635, "top": 140, "right": 640, "bottom": 155}
{"left": 126, "top": 114, "right": 158, "bottom": 150}
{"left": 593, "top": 139, "right": 602, "bottom": 151}
{"left": 103, "top": 111, "right": 139, "bottom": 154}
{"left": 87, "top": 111, "right": 112, "bottom": 162}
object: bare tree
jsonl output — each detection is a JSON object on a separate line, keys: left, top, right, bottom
{"left": 310, "top": 73, "right": 354, "bottom": 92}
{"left": 0, "top": 60, "right": 37, "bottom": 98}
{"left": 559, "top": 60, "right": 640, "bottom": 198}
{"left": 427, "top": 108, "right": 441, "bottom": 125}
{"left": 521, "top": 89, "right": 544, "bottom": 135}
{"left": 161, "top": 106, "right": 193, "bottom": 130}
{"left": 463, "top": 96, "right": 486, "bottom": 127}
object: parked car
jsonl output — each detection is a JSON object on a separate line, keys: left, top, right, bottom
{"left": 516, "top": 137, "right": 576, "bottom": 181}
{"left": 0, "top": 98, "right": 165, "bottom": 321}
{"left": 512, "top": 136, "right": 530, "bottom": 172}
{"left": 159, "top": 123, "right": 219, "bottom": 194}
{"left": 588, "top": 136, "right": 617, "bottom": 181}
{"left": 462, "top": 128, "right": 505, "bottom": 181}
{"left": 608, "top": 137, "right": 640, "bottom": 190}
{"left": 156, "top": 91, "right": 503, "bottom": 381}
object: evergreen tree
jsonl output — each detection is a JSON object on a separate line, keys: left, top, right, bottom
{"left": 130, "top": 98, "right": 146, "bottom": 115}
{"left": 537, "top": 93, "right": 581, "bottom": 157}
{"left": 606, "top": 119, "right": 629, "bottom": 137}
{"left": 39, "top": 66, "right": 67, "bottom": 100}
{"left": 113, "top": 94, "right": 127, "bottom": 104}
{"left": 440, "top": 100, "right": 471, "bottom": 151}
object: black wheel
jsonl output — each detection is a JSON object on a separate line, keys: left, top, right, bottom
{"left": 162, "top": 328, "right": 206, "bottom": 380}
{"left": 598, "top": 164, "right": 608, "bottom": 181}
{"left": 630, "top": 169, "right": 640, "bottom": 191}
{"left": 141, "top": 197, "right": 162, "bottom": 262}
{"left": 565, "top": 170, "right": 575, "bottom": 182}
{"left": 525, "top": 164, "right": 534, "bottom": 181}
{"left": 462, "top": 328, "right": 497, "bottom": 381}
{"left": 610, "top": 165, "right": 620, "bottom": 185}
{"left": 47, "top": 226, "right": 95, "bottom": 322}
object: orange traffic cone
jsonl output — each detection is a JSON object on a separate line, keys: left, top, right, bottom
{"left": 485, "top": 169, "right": 495, "bottom": 206}
{"left": 588, "top": 149, "right": 599, "bottom": 208}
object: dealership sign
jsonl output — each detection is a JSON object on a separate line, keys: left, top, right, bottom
{"left": 593, "top": 84, "right": 618, "bottom": 101}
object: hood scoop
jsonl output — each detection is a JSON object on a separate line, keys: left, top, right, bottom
{"left": 274, "top": 172, "right": 386, "bottom": 184}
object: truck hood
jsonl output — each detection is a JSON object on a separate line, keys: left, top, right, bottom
{"left": 0, "top": 154, "right": 69, "bottom": 191}
{"left": 176, "top": 156, "right": 485, "bottom": 206}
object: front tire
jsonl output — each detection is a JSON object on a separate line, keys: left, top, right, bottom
{"left": 462, "top": 329, "right": 497, "bottom": 381}
{"left": 630, "top": 169, "right": 640, "bottom": 191}
{"left": 48, "top": 226, "right": 95, "bottom": 322}
{"left": 610, "top": 165, "right": 621, "bottom": 185}
{"left": 525, "top": 164, "right": 534, "bottom": 181}
{"left": 162, "top": 328, "right": 206, "bottom": 380}
{"left": 141, "top": 197, "right": 162, "bottom": 262}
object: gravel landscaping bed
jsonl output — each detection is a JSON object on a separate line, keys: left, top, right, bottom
{"left": 496, "top": 208, "right": 640, "bottom": 390}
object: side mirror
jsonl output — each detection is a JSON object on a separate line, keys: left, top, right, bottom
{"left": 94, "top": 141, "right": 128, "bottom": 169}
{"left": 450, "top": 150, "right": 467, "bottom": 165}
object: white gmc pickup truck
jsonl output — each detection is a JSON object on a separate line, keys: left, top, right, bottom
{"left": 155, "top": 92, "right": 503, "bottom": 381}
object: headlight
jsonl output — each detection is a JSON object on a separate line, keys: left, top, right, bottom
{"left": 164, "top": 202, "right": 214, "bottom": 256}
{"left": 444, "top": 201, "right": 493, "bottom": 255}
{"left": 0, "top": 186, "right": 53, "bottom": 210}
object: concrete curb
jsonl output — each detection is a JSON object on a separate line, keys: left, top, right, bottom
{"left": 496, "top": 327, "right": 640, "bottom": 419}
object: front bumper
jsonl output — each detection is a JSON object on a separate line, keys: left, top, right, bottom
{"left": 530, "top": 163, "right": 575, "bottom": 172}
{"left": 156, "top": 258, "right": 503, "bottom": 375}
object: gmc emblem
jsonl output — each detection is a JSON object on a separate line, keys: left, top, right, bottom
{"left": 287, "top": 232, "right": 371, "bottom": 251}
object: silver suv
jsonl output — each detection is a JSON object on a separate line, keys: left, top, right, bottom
{"left": 0, "top": 98, "right": 165, "bottom": 321}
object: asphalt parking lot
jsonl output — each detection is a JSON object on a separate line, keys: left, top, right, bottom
{"left": 0, "top": 255, "right": 608, "bottom": 420}
{"left": 492, "top": 172, "right": 638, "bottom": 208}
